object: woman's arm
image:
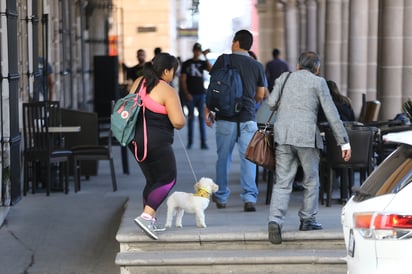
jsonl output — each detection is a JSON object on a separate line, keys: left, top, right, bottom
{"left": 161, "top": 83, "right": 186, "bottom": 129}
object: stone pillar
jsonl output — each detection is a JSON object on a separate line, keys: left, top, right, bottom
{"left": 272, "top": 3, "right": 287, "bottom": 62}
{"left": 324, "top": 0, "right": 342, "bottom": 82}
{"left": 297, "top": 0, "right": 307, "bottom": 52}
{"left": 340, "top": 0, "right": 349, "bottom": 95}
{"left": 367, "top": 0, "right": 379, "bottom": 101}
{"left": 284, "top": 0, "right": 299, "bottom": 70}
{"left": 378, "top": 0, "right": 404, "bottom": 120}
{"left": 403, "top": 0, "right": 412, "bottom": 101}
{"left": 347, "top": 0, "right": 369, "bottom": 117}
{"left": 306, "top": 0, "right": 317, "bottom": 51}
{"left": 316, "top": 0, "right": 326, "bottom": 76}
{"left": 256, "top": 0, "right": 272, "bottom": 62}
{"left": 256, "top": 1, "right": 285, "bottom": 64}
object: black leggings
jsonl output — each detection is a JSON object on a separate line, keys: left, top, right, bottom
{"left": 131, "top": 143, "right": 177, "bottom": 211}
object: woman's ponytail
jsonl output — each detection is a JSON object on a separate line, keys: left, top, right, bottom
{"left": 142, "top": 61, "right": 159, "bottom": 93}
{"left": 142, "top": 52, "right": 178, "bottom": 93}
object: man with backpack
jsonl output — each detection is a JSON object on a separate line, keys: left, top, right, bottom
{"left": 205, "top": 29, "right": 267, "bottom": 212}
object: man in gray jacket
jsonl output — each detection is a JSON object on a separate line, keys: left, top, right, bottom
{"left": 266, "top": 51, "right": 352, "bottom": 244}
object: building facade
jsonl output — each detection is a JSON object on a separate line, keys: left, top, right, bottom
{"left": 257, "top": 0, "right": 412, "bottom": 119}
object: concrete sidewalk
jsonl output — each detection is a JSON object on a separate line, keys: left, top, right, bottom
{"left": 0, "top": 122, "right": 345, "bottom": 274}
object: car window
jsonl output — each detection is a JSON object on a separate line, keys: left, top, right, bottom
{"left": 376, "top": 159, "right": 412, "bottom": 195}
{"left": 353, "top": 144, "right": 412, "bottom": 202}
{"left": 393, "top": 169, "right": 412, "bottom": 193}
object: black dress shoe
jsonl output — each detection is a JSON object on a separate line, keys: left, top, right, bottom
{"left": 292, "top": 182, "right": 304, "bottom": 192}
{"left": 201, "top": 143, "right": 209, "bottom": 150}
{"left": 212, "top": 194, "right": 226, "bottom": 209}
{"left": 268, "top": 221, "right": 282, "bottom": 244}
{"left": 299, "top": 220, "right": 323, "bottom": 231}
{"left": 244, "top": 202, "right": 256, "bottom": 212}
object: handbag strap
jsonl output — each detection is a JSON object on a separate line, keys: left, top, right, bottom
{"left": 266, "top": 72, "right": 292, "bottom": 125}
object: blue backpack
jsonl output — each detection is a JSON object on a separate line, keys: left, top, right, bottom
{"left": 206, "top": 54, "right": 243, "bottom": 117}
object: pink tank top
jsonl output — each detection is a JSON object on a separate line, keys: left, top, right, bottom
{"left": 140, "top": 81, "right": 167, "bottom": 114}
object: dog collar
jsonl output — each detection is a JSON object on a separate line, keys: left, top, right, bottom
{"left": 194, "top": 188, "right": 210, "bottom": 199}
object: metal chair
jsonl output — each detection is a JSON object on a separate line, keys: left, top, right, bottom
{"left": 22, "top": 101, "right": 72, "bottom": 195}
{"left": 320, "top": 125, "right": 378, "bottom": 206}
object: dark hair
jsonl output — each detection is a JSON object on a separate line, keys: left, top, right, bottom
{"left": 142, "top": 52, "right": 178, "bottom": 93}
{"left": 272, "top": 48, "right": 280, "bottom": 58}
{"left": 298, "top": 51, "right": 320, "bottom": 73}
{"left": 248, "top": 50, "right": 257, "bottom": 60}
{"left": 154, "top": 47, "right": 162, "bottom": 55}
{"left": 327, "top": 80, "right": 352, "bottom": 106}
{"left": 233, "top": 29, "right": 253, "bottom": 51}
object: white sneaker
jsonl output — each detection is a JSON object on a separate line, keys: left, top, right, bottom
{"left": 134, "top": 216, "right": 158, "bottom": 240}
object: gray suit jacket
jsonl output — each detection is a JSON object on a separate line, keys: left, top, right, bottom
{"left": 267, "top": 70, "right": 349, "bottom": 150}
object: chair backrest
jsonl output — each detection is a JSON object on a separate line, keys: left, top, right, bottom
{"left": 97, "top": 100, "right": 116, "bottom": 149}
{"left": 60, "top": 108, "right": 98, "bottom": 148}
{"left": 359, "top": 100, "right": 381, "bottom": 123}
{"left": 22, "top": 101, "right": 61, "bottom": 152}
{"left": 325, "top": 126, "right": 377, "bottom": 169}
{"left": 97, "top": 117, "right": 112, "bottom": 150}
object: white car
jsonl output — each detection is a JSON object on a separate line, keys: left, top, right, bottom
{"left": 341, "top": 130, "right": 412, "bottom": 274}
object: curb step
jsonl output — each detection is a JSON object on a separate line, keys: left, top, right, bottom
{"left": 116, "top": 248, "right": 346, "bottom": 265}
{"left": 116, "top": 201, "right": 347, "bottom": 273}
{"left": 116, "top": 249, "right": 346, "bottom": 274}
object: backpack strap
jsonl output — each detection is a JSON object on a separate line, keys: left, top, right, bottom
{"left": 223, "top": 54, "right": 230, "bottom": 67}
{"left": 134, "top": 78, "right": 144, "bottom": 94}
{"left": 131, "top": 79, "right": 148, "bottom": 162}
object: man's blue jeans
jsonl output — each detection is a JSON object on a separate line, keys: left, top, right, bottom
{"left": 214, "top": 120, "right": 258, "bottom": 203}
{"left": 187, "top": 94, "right": 207, "bottom": 146}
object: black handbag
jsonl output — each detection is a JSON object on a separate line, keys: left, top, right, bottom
{"left": 245, "top": 72, "right": 291, "bottom": 170}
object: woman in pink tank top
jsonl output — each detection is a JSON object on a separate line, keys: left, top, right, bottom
{"left": 128, "top": 53, "right": 186, "bottom": 240}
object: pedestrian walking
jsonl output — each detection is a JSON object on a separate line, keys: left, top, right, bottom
{"left": 266, "top": 51, "right": 351, "bottom": 244}
{"left": 206, "top": 29, "right": 266, "bottom": 212}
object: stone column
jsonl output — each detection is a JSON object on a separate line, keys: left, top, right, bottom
{"left": 403, "top": 0, "right": 412, "bottom": 101}
{"left": 297, "top": 0, "right": 307, "bottom": 52}
{"left": 256, "top": 1, "right": 285, "bottom": 64}
{"left": 378, "top": 0, "right": 404, "bottom": 120}
{"left": 347, "top": 0, "right": 369, "bottom": 117}
{"left": 306, "top": 0, "right": 317, "bottom": 51}
{"left": 256, "top": 0, "right": 272, "bottom": 62}
{"left": 316, "top": 0, "right": 326, "bottom": 76}
{"left": 340, "top": 0, "right": 349, "bottom": 95}
{"left": 324, "top": 0, "right": 342, "bottom": 82}
{"left": 284, "top": 0, "right": 299, "bottom": 69}
{"left": 367, "top": 0, "right": 379, "bottom": 101}
{"left": 272, "top": 2, "right": 287, "bottom": 61}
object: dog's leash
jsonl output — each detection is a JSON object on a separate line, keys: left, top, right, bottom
{"left": 176, "top": 130, "right": 198, "bottom": 182}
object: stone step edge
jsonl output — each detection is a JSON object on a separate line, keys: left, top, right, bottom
{"left": 116, "top": 228, "right": 344, "bottom": 244}
{"left": 115, "top": 249, "right": 347, "bottom": 266}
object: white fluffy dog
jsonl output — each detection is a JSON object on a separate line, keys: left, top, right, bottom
{"left": 165, "top": 177, "right": 218, "bottom": 228}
